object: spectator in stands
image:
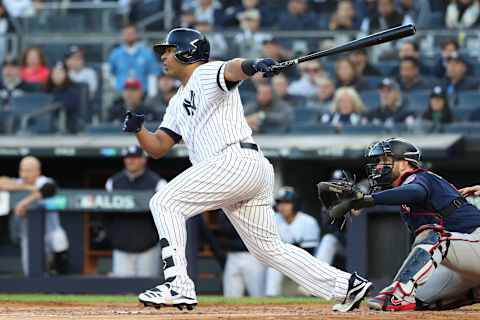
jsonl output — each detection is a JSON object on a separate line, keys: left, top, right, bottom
{"left": 390, "top": 41, "right": 431, "bottom": 76}
{"left": 397, "top": 57, "right": 430, "bottom": 92}
{"left": 64, "top": 45, "right": 98, "bottom": 100}
{"left": 245, "top": 83, "right": 293, "bottom": 133}
{"left": 265, "top": 187, "right": 320, "bottom": 296}
{"left": 329, "top": 0, "right": 360, "bottom": 31}
{"left": 21, "top": 47, "right": 49, "bottom": 88}
{"left": 433, "top": 39, "right": 460, "bottom": 78}
{"left": 360, "top": 0, "right": 413, "bottom": 33}
{"left": 288, "top": 60, "right": 325, "bottom": 99}
{"left": 306, "top": 76, "right": 336, "bottom": 113}
{"left": 277, "top": 0, "right": 320, "bottom": 30}
{"left": 0, "top": 156, "right": 69, "bottom": 276}
{"left": 0, "top": 56, "right": 35, "bottom": 112}
{"left": 348, "top": 49, "right": 382, "bottom": 78}
{"left": 179, "top": 6, "right": 196, "bottom": 28}
{"left": 421, "top": 86, "right": 454, "bottom": 129}
{"left": 105, "top": 145, "right": 166, "bottom": 277}
{"left": 335, "top": 58, "right": 371, "bottom": 91}
{"left": 108, "top": 78, "right": 159, "bottom": 123}
{"left": 441, "top": 52, "right": 479, "bottom": 101}
{"left": 321, "top": 87, "right": 364, "bottom": 127}
{"left": 446, "top": 0, "right": 480, "bottom": 29}
{"left": 107, "top": 24, "right": 160, "bottom": 97}
{"left": 233, "top": 9, "right": 271, "bottom": 59}
{"left": 45, "top": 62, "right": 82, "bottom": 134}
{"left": 365, "top": 77, "right": 414, "bottom": 126}
{"left": 0, "top": 3, "right": 14, "bottom": 64}
{"left": 192, "top": 0, "right": 224, "bottom": 28}
{"left": 271, "top": 74, "right": 305, "bottom": 107}
{"left": 217, "top": 211, "right": 266, "bottom": 297}
{"left": 145, "top": 73, "right": 178, "bottom": 121}
{"left": 222, "top": 0, "right": 275, "bottom": 28}
{"left": 194, "top": 20, "right": 228, "bottom": 59}
{"left": 398, "top": 0, "right": 432, "bottom": 28}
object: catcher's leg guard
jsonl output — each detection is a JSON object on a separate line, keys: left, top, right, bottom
{"left": 369, "top": 227, "right": 450, "bottom": 311}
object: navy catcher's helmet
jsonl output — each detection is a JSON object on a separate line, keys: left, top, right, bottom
{"left": 365, "top": 137, "right": 421, "bottom": 190}
{"left": 153, "top": 28, "right": 210, "bottom": 64}
{"left": 275, "top": 186, "right": 301, "bottom": 211}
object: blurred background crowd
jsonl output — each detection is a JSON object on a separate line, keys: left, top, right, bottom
{"left": 0, "top": 0, "right": 479, "bottom": 135}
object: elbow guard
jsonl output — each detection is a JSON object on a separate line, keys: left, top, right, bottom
{"left": 39, "top": 182, "right": 57, "bottom": 198}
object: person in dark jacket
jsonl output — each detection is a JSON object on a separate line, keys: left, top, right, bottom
{"left": 349, "top": 49, "right": 382, "bottom": 78}
{"left": 440, "top": 52, "right": 479, "bottom": 104}
{"left": 422, "top": 86, "right": 454, "bottom": 127}
{"left": 364, "top": 78, "right": 414, "bottom": 126}
{"left": 360, "top": 0, "right": 413, "bottom": 33}
{"left": 45, "top": 62, "right": 82, "bottom": 134}
{"left": 0, "top": 56, "right": 36, "bottom": 112}
{"left": 397, "top": 57, "right": 430, "bottom": 92}
{"left": 105, "top": 145, "right": 166, "bottom": 277}
{"left": 108, "top": 78, "right": 160, "bottom": 123}
{"left": 276, "top": 0, "right": 320, "bottom": 30}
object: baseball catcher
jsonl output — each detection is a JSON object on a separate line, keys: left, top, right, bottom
{"left": 317, "top": 137, "right": 480, "bottom": 311}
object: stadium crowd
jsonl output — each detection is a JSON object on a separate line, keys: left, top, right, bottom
{"left": 0, "top": 0, "right": 479, "bottom": 135}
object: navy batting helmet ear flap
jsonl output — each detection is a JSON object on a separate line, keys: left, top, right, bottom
{"left": 153, "top": 28, "right": 210, "bottom": 64}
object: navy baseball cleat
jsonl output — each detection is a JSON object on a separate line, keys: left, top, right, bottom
{"left": 139, "top": 281, "right": 198, "bottom": 311}
{"left": 332, "top": 272, "right": 372, "bottom": 312}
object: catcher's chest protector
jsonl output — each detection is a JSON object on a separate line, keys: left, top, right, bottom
{"left": 398, "top": 171, "right": 480, "bottom": 234}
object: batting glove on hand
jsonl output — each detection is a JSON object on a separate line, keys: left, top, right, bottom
{"left": 253, "top": 58, "right": 280, "bottom": 78}
{"left": 122, "top": 111, "right": 145, "bottom": 133}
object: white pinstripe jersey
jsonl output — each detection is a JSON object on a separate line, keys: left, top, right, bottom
{"left": 159, "top": 61, "right": 253, "bottom": 165}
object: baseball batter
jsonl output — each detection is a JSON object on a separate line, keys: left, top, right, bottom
{"left": 122, "top": 28, "right": 371, "bottom": 312}
{"left": 319, "top": 138, "right": 480, "bottom": 311}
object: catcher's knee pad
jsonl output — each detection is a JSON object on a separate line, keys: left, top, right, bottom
{"left": 393, "top": 229, "right": 448, "bottom": 297}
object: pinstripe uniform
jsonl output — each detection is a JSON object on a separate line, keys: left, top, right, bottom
{"left": 149, "top": 61, "right": 351, "bottom": 300}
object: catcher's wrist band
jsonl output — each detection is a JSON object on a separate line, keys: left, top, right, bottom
{"left": 241, "top": 59, "right": 257, "bottom": 76}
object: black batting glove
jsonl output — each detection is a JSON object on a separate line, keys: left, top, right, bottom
{"left": 122, "top": 111, "right": 145, "bottom": 133}
{"left": 241, "top": 58, "right": 280, "bottom": 78}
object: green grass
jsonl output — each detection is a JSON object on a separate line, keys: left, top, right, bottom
{"left": 0, "top": 294, "right": 325, "bottom": 305}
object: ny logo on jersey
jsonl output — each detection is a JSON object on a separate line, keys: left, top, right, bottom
{"left": 183, "top": 90, "right": 196, "bottom": 116}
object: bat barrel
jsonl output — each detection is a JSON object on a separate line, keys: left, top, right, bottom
{"left": 297, "top": 24, "right": 416, "bottom": 64}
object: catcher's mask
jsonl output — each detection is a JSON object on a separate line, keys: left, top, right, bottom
{"left": 365, "top": 138, "right": 421, "bottom": 191}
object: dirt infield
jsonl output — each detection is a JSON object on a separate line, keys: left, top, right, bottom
{"left": 0, "top": 301, "right": 479, "bottom": 320}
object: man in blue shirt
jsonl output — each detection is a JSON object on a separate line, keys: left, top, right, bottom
{"left": 108, "top": 24, "right": 160, "bottom": 97}
{"left": 326, "top": 138, "right": 480, "bottom": 311}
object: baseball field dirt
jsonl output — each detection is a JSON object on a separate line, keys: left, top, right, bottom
{"left": 0, "top": 295, "right": 479, "bottom": 320}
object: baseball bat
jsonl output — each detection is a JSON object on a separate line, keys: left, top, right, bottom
{"left": 270, "top": 24, "right": 416, "bottom": 72}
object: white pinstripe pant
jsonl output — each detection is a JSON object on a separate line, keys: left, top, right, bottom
{"left": 149, "top": 144, "right": 350, "bottom": 300}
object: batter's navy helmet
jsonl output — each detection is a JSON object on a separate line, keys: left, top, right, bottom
{"left": 275, "top": 186, "right": 301, "bottom": 211}
{"left": 153, "top": 28, "right": 210, "bottom": 64}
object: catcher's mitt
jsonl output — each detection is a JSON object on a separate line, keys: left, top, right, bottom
{"left": 317, "top": 171, "right": 374, "bottom": 225}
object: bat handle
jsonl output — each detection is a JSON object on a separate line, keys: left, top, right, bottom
{"left": 270, "top": 59, "right": 299, "bottom": 72}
